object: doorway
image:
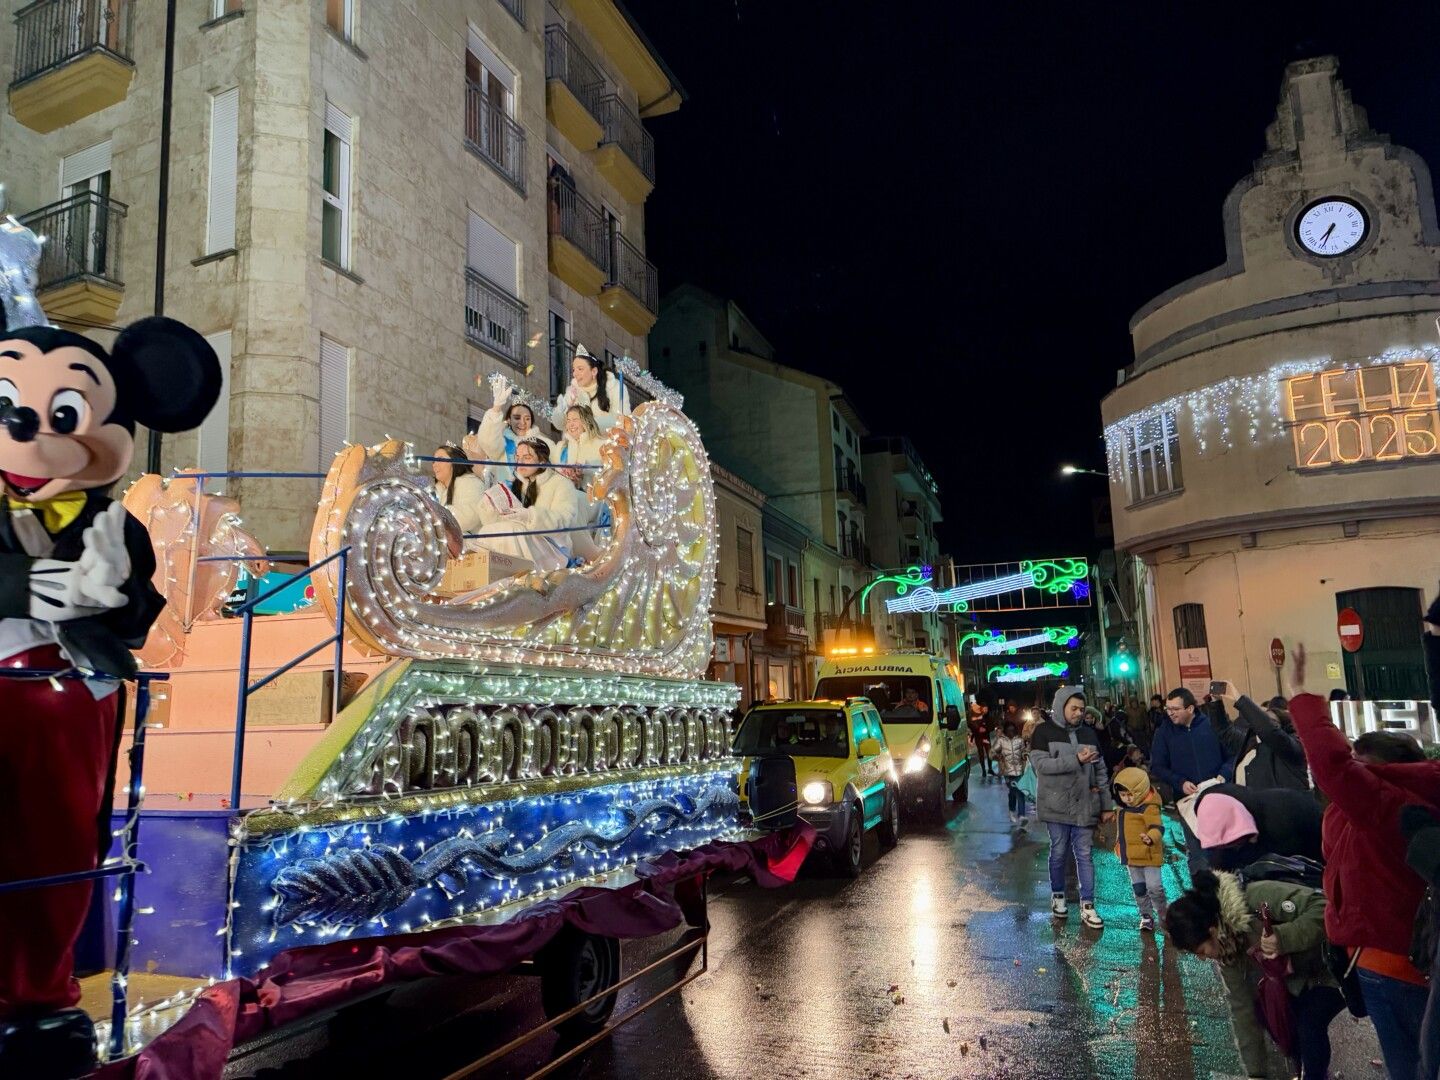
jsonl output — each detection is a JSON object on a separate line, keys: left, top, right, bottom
{"left": 1335, "top": 587, "right": 1428, "bottom": 700}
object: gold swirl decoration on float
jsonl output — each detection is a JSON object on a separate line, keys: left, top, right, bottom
{"left": 308, "top": 403, "right": 718, "bottom": 679}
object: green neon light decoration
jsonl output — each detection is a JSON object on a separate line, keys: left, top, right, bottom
{"left": 1021, "top": 558, "right": 1089, "bottom": 595}
{"left": 961, "top": 626, "right": 1081, "bottom": 655}
{"left": 987, "top": 661, "right": 1069, "bottom": 683}
{"left": 859, "top": 565, "right": 931, "bottom": 613}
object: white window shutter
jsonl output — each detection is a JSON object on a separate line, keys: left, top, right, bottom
{"left": 60, "top": 140, "right": 111, "bottom": 191}
{"left": 466, "top": 211, "right": 517, "bottom": 295}
{"left": 197, "top": 331, "right": 232, "bottom": 475}
{"left": 466, "top": 29, "right": 516, "bottom": 95}
{"left": 318, "top": 335, "right": 349, "bottom": 467}
{"left": 324, "top": 101, "right": 352, "bottom": 142}
{"left": 207, "top": 88, "right": 239, "bottom": 253}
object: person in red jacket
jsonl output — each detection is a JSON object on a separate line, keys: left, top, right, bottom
{"left": 1287, "top": 643, "right": 1440, "bottom": 1080}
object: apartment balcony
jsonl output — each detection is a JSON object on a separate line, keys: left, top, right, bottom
{"left": 544, "top": 24, "right": 604, "bottom": 151}
{"left": 496, "top": 0, "right": 524, "bottom": 28}
{"left": 590, "top": 94, "right": 654, "bottom": 203}
{"left": 10, "top": 0, "right": 134, "bottom": 133}
{"left": 836, "top": 464, "right": 867, "bottom": 506}
{"left": 765, "top": 602, "right": 809, "bottom": 645}
{"left": 20, "top": 191, "right": 126, "bottom": 323}
{"left": 901, "top": 511, "right": 922, "bottom": 539}
{"left": 838, "top": 532, "right": 871, "bottom": 567}
{"left": 547, "top": 178, "right": 608, "bottom": 295}
{"left": 465, "top": 81, "right": 526, "bottom": 194}
{"left": 464, "top": 268, "right": 528, "bottom": 367}
{"left": 599, "top": 231, "right": 657, "bottom": 335}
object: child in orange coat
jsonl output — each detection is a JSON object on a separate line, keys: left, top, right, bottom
{"left": 1114, "top": 766, "right": 1167, "bottom": 932}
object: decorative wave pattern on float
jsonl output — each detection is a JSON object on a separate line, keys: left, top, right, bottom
{"left": 271, "top": 786, "right": 738, "bottom": 927}
{"left": 308, "top": 402, "right": 717, "bottom": 679}
{"left": 228, "top": 769, "right": 741, "bottom": 974}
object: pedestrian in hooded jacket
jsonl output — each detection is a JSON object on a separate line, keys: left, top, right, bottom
{"left": 1191, "top": 782, "right": 1324, "bottom": 870}
{"left": 1152, "top": 686, "right": 1234, "bottom": 873}
{"left": 1113, "top": 767, "right": 1167, "bottom": 932}
{"left": 1031, "top": 686, "right": 1114, "bottom": 929}
{"left": 1287, "top": 643, "right": 1440, "bottom": 1080}
{"left": 1168, "top": 869, "right": 1341, "bottom": 1079}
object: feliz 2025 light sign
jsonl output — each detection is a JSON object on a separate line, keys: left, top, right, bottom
{"left": 1287, "top": 360, "right": 1439, "bottom": 469}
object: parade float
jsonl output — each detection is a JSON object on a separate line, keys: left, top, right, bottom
{"left": 0, "top": 202, "right": 795, "bottom": 1079}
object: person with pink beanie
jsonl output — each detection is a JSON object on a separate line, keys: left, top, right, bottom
{"left": 1190, "top": 783, "right": 1323, "bottom": 871}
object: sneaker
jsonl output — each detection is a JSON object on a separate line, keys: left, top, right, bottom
{"left": 1080, "top": 903, "right": 1104, "bottom": 929}
{"left": 1008, "top": 811, "right": 1018, "bottom": 824}
{"left": 1050, "top": 893, "right": 1068, "bottom": 918}
{"left": 1139, "top": 914, "right": 1155, "bottom": 932}
{"left": 1018, "top": 817, "right": 1029, "bottom": 831}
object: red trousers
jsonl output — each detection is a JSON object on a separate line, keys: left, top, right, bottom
{"left": 0, "top": 645, "right": 118, "bottom": 1016}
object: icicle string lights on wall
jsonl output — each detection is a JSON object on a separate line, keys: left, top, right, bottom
{"left": 1103, "top": 345, "right": 1440, "bottom": 478}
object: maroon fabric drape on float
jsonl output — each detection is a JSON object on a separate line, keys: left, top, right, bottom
{"left": 93, "top": 826, "right": 813, "bottom": 1080}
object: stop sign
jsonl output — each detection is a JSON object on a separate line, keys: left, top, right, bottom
{"left": 1337, "top": 608, "right": 1364, "bottom": 653}
{"left": 1270, "top": 638, "right": 1285, "bottom": 668}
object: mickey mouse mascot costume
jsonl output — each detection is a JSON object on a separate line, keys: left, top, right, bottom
{"left": 0, "top": 210, "right": 221, "bottom": 1076}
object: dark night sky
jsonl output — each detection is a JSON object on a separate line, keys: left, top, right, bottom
{"left": 625, "top": 1, "right": 1440, "bottom": 563}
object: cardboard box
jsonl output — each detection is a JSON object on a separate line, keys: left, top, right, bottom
{"left": 438, "top": 549, "right": 533, "bottom": 594}
{"left": 130, "top": 680, "right": 171, "bottom": 728}
{"left": 245, "top": 669, "right": 368, "bottom": 727}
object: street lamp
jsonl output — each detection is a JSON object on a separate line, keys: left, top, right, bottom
{"left": 1060, "top": 464, "right": 1107, "bottom": 478}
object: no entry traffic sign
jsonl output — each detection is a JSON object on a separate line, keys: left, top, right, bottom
{"left": 1337, "top": 608, "right": 1364, "bottom": 653}
{"left": 1270, "top": 638, "right": 1285, "bottom": 668}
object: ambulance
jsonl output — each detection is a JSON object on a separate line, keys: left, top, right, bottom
{"left": 813, "top": 651, "right": 971, "bottom": 823}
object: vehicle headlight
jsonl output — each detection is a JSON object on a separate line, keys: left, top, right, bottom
{"left": 801, "top": 780, "right": 833, "bottom": 805}
{"left": 905, "top": 751, "right": 929, "bottom": 773}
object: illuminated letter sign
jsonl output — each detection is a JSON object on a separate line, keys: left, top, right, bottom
{"left": 1286, "top": 360, "right": 1439, "bottom": 469}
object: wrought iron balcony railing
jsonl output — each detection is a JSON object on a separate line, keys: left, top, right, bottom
{"left": 465, "top": 268, "right": 528, "bottom": 367}
{"left": 543, "top": 23, "right": 604, "bottom": 124}
{"left": 836, "top": 464, "right": 867, "bottom": 505}
{"left": 606, "top": 231, "right": 658, "bottom": 314}
{"left": 497, "top": 0, "right": 524, "bottom": 28}
{"left": 12, "top": 0, "right": 131, "bottom": 86}
{"left": 596, "top": 93, "right": 655, "bottom": 183}
{"left": 20, "top": 191, "right": 127, "bottom": 290}
{"left": 547, "top": 178, "right": 609, "bottom": 273}
{"left": 465, "top": 81, "right": 526, "bottom": 194}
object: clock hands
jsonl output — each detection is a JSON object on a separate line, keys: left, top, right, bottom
{"left": 1319, "top": 222, "right": 1337, "bottom": 249}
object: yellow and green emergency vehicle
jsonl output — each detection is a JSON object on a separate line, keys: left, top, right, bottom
{"left": 813, "top": 651, "right": 971, "bottom": 824}
{"left": 733, "top": 698, "right": 901, "bottom": 876}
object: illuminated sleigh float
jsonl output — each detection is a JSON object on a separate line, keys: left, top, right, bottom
{"left": 214, "top": 397, "right": 743, "bottom": 979}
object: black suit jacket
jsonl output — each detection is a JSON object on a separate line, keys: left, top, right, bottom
{"left": 0, "top": 489, "right": 164, "bottom": 679}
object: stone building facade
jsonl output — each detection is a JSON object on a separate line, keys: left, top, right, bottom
{"left": 709, "top": 461, "right": 765, "bottom": 708}
{"left": 1102, "top": 57, "right": 1440, "bottom": 702}
{"left": 2, "top": 0, "right": 675, "bottom": 548}
{"left": 862, "top": 434, "right": 944, "bottom": 654}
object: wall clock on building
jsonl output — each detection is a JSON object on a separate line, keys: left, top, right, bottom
{"left": 1294, "top": 197, "right": 1369, "bottom": 257}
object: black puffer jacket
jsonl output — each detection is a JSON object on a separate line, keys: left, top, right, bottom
{"left": 1193, "top": 782, "right": 1324, "bottom": 870}
{"left": 1230, "top": 696, "right": 1310, "bottom": 792}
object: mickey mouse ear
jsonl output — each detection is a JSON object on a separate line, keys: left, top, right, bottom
{"left": 111, "top": 316, "right": 223, "bottom": 433}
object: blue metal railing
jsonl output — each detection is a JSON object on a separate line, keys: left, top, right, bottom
{"left": 0, "top": 667, "right": 166, "bottom": 1059}
{"left": 229, "top": 548, "right": 349, "bottom": 810}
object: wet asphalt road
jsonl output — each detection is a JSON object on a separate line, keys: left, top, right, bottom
{"left": 229, "top": 776, "right": 1384, "bottom": 1080}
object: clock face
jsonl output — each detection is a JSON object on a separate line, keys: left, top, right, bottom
{"left": 1295, "top": 198, "right": 1368, "bottom": 257}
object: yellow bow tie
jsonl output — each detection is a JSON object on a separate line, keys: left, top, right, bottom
{"left": 7, "top": 491, "right": 87, "bottom": 533}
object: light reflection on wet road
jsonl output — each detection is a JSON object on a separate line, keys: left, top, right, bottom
{"left": 230, "top": 777, "right": 1383, "bottom": 1080}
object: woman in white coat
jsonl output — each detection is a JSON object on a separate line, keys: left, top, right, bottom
{"left": 431, "top": 444, "right": 487, "bottom": 536}
{"left": 550, "top": 345, "right": 629, "bottom": 434}
{"left": 471, "top": 438, "right": 588, "bottom": 572}
{"left": 470, "top": 377, "right": 556, "bottom": 486}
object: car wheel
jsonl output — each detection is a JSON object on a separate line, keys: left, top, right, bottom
{"left": 879, "top": 786, "right": 900, "bottom": 850}
{"left": 539, "top": 927, "right": 620, "bottom": 1040}
{"left": 835, "top": 806, "right": 864, "bottom": 877}
{"left": 953, "top": 764, "right": 970, "bottom": 804}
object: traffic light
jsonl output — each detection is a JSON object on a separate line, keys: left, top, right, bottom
{"left": 1109, "top": 650, "right": 1134, "bottom": 678}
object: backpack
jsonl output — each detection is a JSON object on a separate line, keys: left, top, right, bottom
{"left": 1237, "top": 853, "right": 1324, "bottom": 892}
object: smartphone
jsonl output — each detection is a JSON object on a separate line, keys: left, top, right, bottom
{"left": 1208, "top": 680, "right": 1228, "bottom": 697}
